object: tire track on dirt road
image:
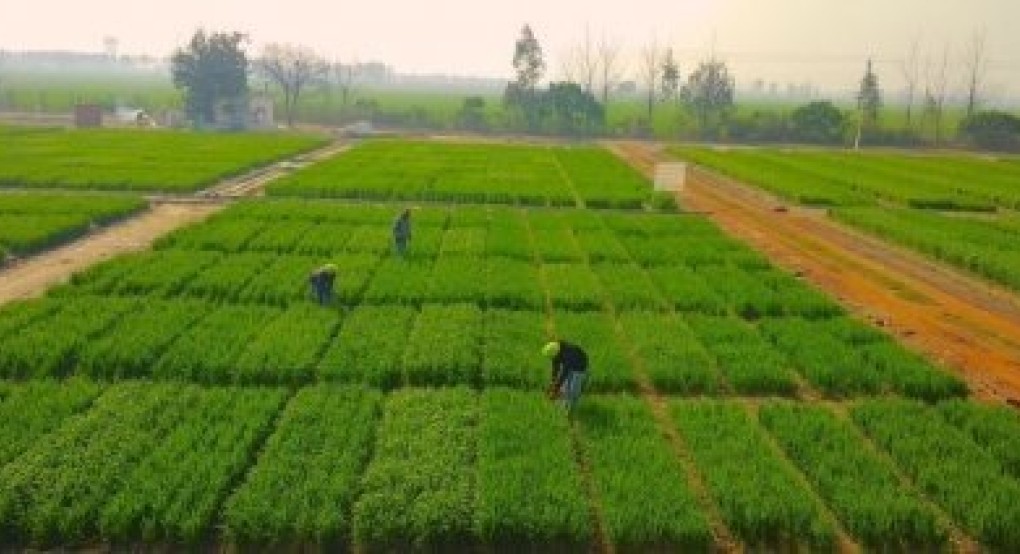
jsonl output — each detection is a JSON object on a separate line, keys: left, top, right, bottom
{"left": 607, "top": 141, "right": 1020, "bottom": 407}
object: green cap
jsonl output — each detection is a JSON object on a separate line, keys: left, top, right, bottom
{"left": 541, "top": 341, "right": 560, "bottom": 359}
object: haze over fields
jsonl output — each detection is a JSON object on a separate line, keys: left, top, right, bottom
{"left": 1, "top": 0, "right": 1018, "bottom": 98}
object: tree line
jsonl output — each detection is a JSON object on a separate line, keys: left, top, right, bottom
{"left": 168, "top": 26, "right": 1019, "bottom": 151}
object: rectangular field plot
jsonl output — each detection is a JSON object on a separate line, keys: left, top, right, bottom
{"left": 224, "top": 386, "right": 382, "bottom": 545}
{"left": 0, "top": 379, "right": 101, "bottom": 467}
{"left": 476, "top": 389, "right": 592, "bottom": 549}
{"left": 671, "top": 145, "right": 1020, "bottom": 296}
{"left": 552, "top": 311, "right": 637, "bottom": 392}
{"left": 0, "top": 381, "right": 1015, "bottom": 550}
{"left": 834, "top": 207, "right": 1020, "bottom": 293}
{"left": 266, "top": 140, "right": 651, "bottom": 208}
{"left": 317, "top": 305, "right": 416, "bottom": 388}
{"left": 75, "top": 298, "right": 215, "bottom": 379}
{"left": 151, "top": 304, "right": 283, "bottom": 383}
{"left": 97, "top": 387, "right": 286, "bottom": 543}
{"left": 759, "top": 402, "right": 945, "bottom": 549}
{"left": 0, "top": 384, "right": 195, "bottom": 544}
{"left": 670, "top": 400, "right": 836, "bottom": 549}
{"left": 403, "top": 304, "right": 482, "bottom": 386}
{"left": 0, "top": 194, "right": 972, "bottom": 406}
{"left": 0, "top": 194, "right": 146, "bottom": 259}
{"left": 936, "top": 398, "right": 1020, "bottom": 479}
{"left": 0, "top": 295, "right": 139, "bottom": 378}
{"left": 481, "top": 309, "right": 549, "bottom": 388}
{"left": 853, "top": 399, "right": 1020, "bottom": 550}
{"left": 352, "top": 388, "right": 478, "bottom": 550}
{"left": 759, "top": 317, "right": 966, "bottom": 400}
{"left": 0, "top": 127, "right": 326, "bottom": 192}
{"left": 618, "top": 312, "right": 722, "bottom": 394}
{"left": 576, "top": 395, "right": 712, "bottom": 551}
{"left": 682, "top": 315, "right": 798, "bottom": 395}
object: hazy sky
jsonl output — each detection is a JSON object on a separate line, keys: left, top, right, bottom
{"left": 2, "top": 0, "right": 1018, "bottom": 97}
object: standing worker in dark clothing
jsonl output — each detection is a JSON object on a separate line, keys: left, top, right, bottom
{"left": 308, "top": 263, "right": 338, "bottom": 306}
{"left": 542, "top": 340, "right": 589, "bottom": 414}
{"left": 392, "top": 208, "right": 412, "bottom": 258}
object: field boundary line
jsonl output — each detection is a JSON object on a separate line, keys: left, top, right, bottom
{"left": 608, "top": 141, "right": 1020, "bottom": 407}
{"left": 524, "top": 211, "right": 614, "bottom": 554}
{"left": 743, "top": 402, "right": 862, "bottom": 553}
{"left": 574, "top": 214, "right": 739, "bottom": 552}
{"left": 828, "top": 401, "right": 981, "bottom": 554}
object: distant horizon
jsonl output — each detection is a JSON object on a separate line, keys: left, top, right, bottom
{"left": 4, "top": 48, "right": 1019, "bottom": 108}
{"left": 2, "top": 1, "right": 1019, "bottom": 104}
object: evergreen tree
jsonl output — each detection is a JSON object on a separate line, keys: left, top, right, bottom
{"left": 660, "top": 48, "right": 680, "bottom": 105}
{"left": 857, "top": 58, "right": 882, "bottom": 130}
{"left": 171, "top": 30, "right": 249, "bottom": 128}
{"left": 506, "top": 24, "right": 546, "bottom": 130}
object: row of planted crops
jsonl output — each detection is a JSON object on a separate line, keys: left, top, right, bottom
{"left": 1, "top": 198, "right": 1018, "bottom": 550}
{"left": 1, "top": 134, "right": 1020, "bottom": 551}
{"left": 2, "top": 381, "right": 1019, "bottom": 550}
{"left": 0, "top": 193, "right": 146, "bottom": 262}
{"left": 0, "top": 200, "right": 966, "bottom": 400}
{"left": 0, "top": 126, "right": 328, "bottom": 192}
{"left": 266, "top": 140, "right": 658, "bottom": 209}
{"left": 671, "top": 145, "right": 1020, "bottom": 293}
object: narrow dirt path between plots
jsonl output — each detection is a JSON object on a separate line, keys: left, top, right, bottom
{"left": 198, "top": 141, "right": 351, "bottom": 198}
{"left": 0, "top": 203, "right": 222, "bottom": 304}
{"left": 0, "top": 140, "right": 348, "bottom": 306}
{"left": 606, "top": 140, "right": 1020, "bottom": 407}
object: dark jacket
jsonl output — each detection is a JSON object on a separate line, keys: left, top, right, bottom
{"left": 393, "top": 213, "right": 411, "bottom": 241}
{"left": 551, "top": 341, "right": 588, "bottom": 388}
{"left": 309, "top": 266, "right": 336, "bottom": 288}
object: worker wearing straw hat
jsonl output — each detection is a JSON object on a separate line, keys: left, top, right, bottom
{"left": 542, "top": 340, "right": 589, "bottom": 415}
{"left": 308, "top": 263, "right": 338, "bottom": 306}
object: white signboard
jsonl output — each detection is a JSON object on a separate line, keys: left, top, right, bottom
{"left": 654, "top": 162, "right": 687, "bottom": 192}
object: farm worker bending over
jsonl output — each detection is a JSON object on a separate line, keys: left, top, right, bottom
{"left": 542, "top": 340, "right": 589, "bottom": 415}
{"left": 392, "top": 208, "right": 412, "bottom": 258}
{"left": 308, "top": 263, "right": 338, "bottom": 306}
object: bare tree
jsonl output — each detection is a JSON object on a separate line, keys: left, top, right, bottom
{"left": 578, "top": 25, "right": 598, "bottom": 95}
{"left": 638, "top": 38, "right": 661, "bottom": 124}
{"left": 963, "top": 29, "right": 988, "bottom": 117}
{"left": 258, "top": 43, "right": 329, "bottom": 127}
{"left": 924, "top": 43, "right": 950, "bottom": 145}
{"left": 899, "top": 36, "right": 921, "bottom": 131}
{"left": 332, "top": 60, "right": 357, "bottom": 111}
{"left": 597, "top": 34, "right": 623, "bottom": 105}
{"left": 558, "top": 45, "right": 582, "bottom": 83}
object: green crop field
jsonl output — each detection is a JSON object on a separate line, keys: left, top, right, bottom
{"left": 0, "top": 138, "right": 1018, "bottom": 551}
{"left": 267, "top": 140, "right": 653, "bottom": 209}
{"left": 672, "top": 146, "right": 1020, "bottom": 210}
{"left": 0, "top": 193, "right": 147, "bottom": 262}
{"left": 0, "top": 126, "right": 327, "bottom": 192}
{"left": 671, "top": 145, "right": 1020, "bottom": 294}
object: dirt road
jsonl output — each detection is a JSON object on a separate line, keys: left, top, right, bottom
{"left": 608, "top": 141, "right": 1020, "bottom": 406}
{"left": 0, "top": 203, "right": 222, "bottom": 304}
{"left": 0, "top": 141, "right": 346, "bottom": 304}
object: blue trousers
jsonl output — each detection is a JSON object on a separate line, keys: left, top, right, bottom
{"left": 312, "top": 281, "right": 333, "bottom": 305}
{"left": 561, "top": 371, "right": 587, "bottom": 414}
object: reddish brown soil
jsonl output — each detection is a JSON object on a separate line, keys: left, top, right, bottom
{"left": 607, "top": 141, "right": 1020, "bottom": 407}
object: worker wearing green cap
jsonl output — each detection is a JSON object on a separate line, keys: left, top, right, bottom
{"left": 308, "top": 263, "right": 338, "bottom": 306}
{"left": 392, "top": 208, "right": 412, "bottom": 258}
{"left": 542, "top": 340, "right": 589, "bottom": 414}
